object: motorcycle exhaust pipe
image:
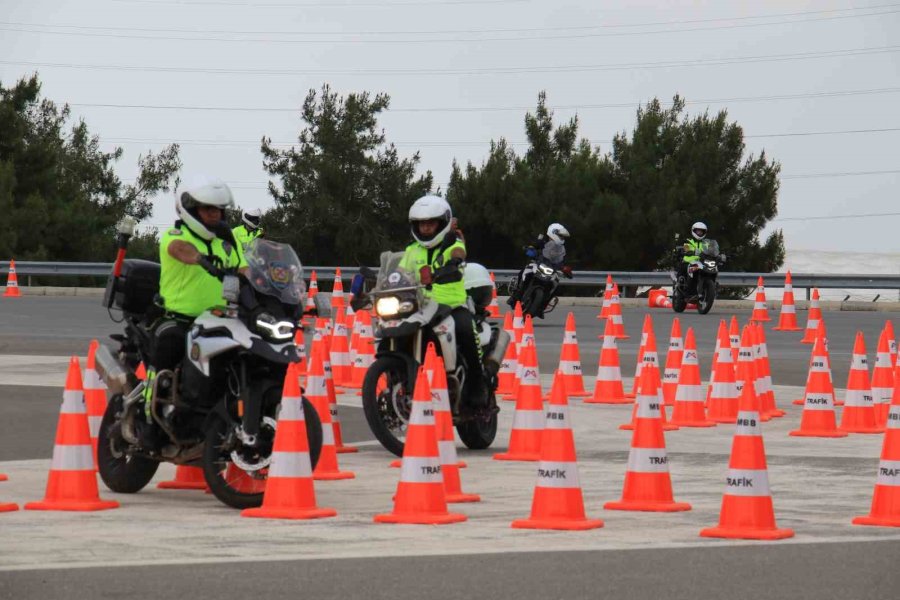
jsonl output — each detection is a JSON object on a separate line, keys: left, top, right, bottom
{"left": 94, "top": 344, "right": 133, "bottom": 395}
{"left": 484, "top": 329, "right": 511, "bottom": 376}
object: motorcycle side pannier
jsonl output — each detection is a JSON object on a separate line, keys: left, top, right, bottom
{"left": 104, "top": 259, "right": 161, "bottom": 315}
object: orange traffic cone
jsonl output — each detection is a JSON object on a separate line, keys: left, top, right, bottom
{"left": 512, "top": 371, "right": 604, "bottom": 530}
{"left": 670, "top": 328, "right": 714, "bottom": 427}
{"left": 734, "top": 325, "right": 769, "bottom": 421}
{"left": 241, "top": 363, "right": 336, "bottom": 520}
{"left": 729, "top": 316, "right": 741, "bottom": 363}
{"left": 853, "top": 377, "right": 900, "bottom": 527}
{"left": 706, "top": 319, "right": 727, "bottom": 401}
{"left": 521, "top": 313, "right": 536, "bottom": 347}
{"left": 84, "top": 340, "right": 108, "bottom": 469}
{"left": 157, "top": 465, "right": 208, "bottom": 490}
{"left": 707, "top": 323, "right": 740, "bottom": 423}
{"left": 331, "top": 268, "right": 346, "bottom": 311}
{"left": 304, "top": 270, "right": 319, "bottom": 315}
{"left": 801, "top": 289, "right": 823, "bottom": 344}
{"left": 626, "top": 314, "right": 652, "bottom": 399}
{"left": 753, "top": 323, "right": 784, "bottom": 419}
{"left": 794, "top": 319, "right": 831, "bottom": 406}
{"left": 329, "top": 310, "right": 351, "bottom": 387}
{"left": 597, "top": 274, "right": 613, "bottom": 320}
{"left": 348, "top": 310, "right": 374, "bottom": 389}
{"left": 700, "top": 347, "right": 794, "bottom": 540}
{"left": 790, "top": 334, "right": 847, "bottom": 437}
{"left": 307, "top": 346, "right": 355, "bottom": 480}
{"left": 750, "top": 277, "right": 770, "bottom": 322}
{"left": 558, "top": 312, "right": 590, "bottom": 398}
{"left": 375, "top": 366, "right": 467, "bottom": 524}
{"left": 513, "top": 301, "right": 525, "bottom": 347}
{"left": 586, "top": 317, "right": 629, "bottom": 404}
{"left": 25, "top": 357, "right": 119, "bottom": 511}
{"left": 294, "top": 326, "right": 308, "bottom": 376}
{"left": 318, "top": 336, "right": 358, "bottom": 454}
{"left": 497, "top": 313, "right": 518, "bottom": 398}
{"left": 494, "top": 338, "right": 544, "bottom": 462}
{"left": 607, "top": 284, "right": 628, "bottom": 339}
{"left": 431, "top": 353, "right": 479, "bottom": 502}
{"left": 661, "top": 318, "right": 684, "bottom": 406}
{"left": 487, "top": 272, "right": 501, "bottom": 318}
{"left": 773, "top": 271, "right": 802, "bottom": 331}
{"left": 605, "top": 363, "right": 691, "bottom": 512}
{"left": 3, "top": 259, "right": 22, "bottom": 297}
{"left": 873, "top": 328, "right": 896, "bottom": 428}
{"left": 839, "top": 332, "right": 883, "bottom": 434}
{"left": 885, "top": 320, "right": 897, "bottom": 367}
{"left": 1, "top": 471, "right": 17, "bottom": 512}
{"left": 620, "top": 324, "right": 678, "bottom": 432}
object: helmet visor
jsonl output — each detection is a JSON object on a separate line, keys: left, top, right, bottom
{"left": 245, "top": 214, "right": 261, "bottom": 227}
{"left": 692, "top": 227, "right": 707, "bottom": 238}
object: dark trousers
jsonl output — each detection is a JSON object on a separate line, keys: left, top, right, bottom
{"left": 151, "top": 318, "right": 192, "bottom": 372}
{"left": 451, "top": 306, "right": 484, "bottom": 382}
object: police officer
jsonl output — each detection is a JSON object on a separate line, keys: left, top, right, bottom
{"left": 399, "top": 195, "right": 488, "bottom": 407}
{"left": 142, "top": 176, "right": 246, "bottom": 445}
{"left": 232, "top": 208, "right": 263, "bottom": 254}
{"left": 679, "top": 221, "right": 708, "bottom": 296}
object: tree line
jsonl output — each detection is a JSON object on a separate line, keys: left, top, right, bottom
{"left": 0, "top": 75, "right": 784, "bottom": 280}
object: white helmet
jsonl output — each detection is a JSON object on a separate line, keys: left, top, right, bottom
{"left": 175, "top": 175, "right": 235, "bottom": 241}
{"left": 691, "top": 221, "right": 708, "bottom": 240}
{"left": 463, "top": 262, "right": 493, "bottom": 290}
{"left": 546, "top": 223, "right": 570, "bottom": 244}
{"left": 409, "top": 194, "right": 452, "bottom": 249}
{"left": 242, "top": 208, "right": 263, "bottom": 231}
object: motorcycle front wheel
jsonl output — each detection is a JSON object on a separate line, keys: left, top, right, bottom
{"left": 361, "top": 356, "right": 411, "bottom": 457}
{"left": 697, "top": 278, "right": 716, "bottom": 314}
{"left": 202, "top": 394, "right": 322, "bottom": 510}
{"left": 456, "top": 392, "right": 498, "bottom": 449}
{"left": 523, "top": 287, "right": 545, "bottom": 318}
{"left": 97, "top": 394, "right": 160, "bottom": 493}
{"left": 672, "top": 287, "right": 687, "bottom": 313}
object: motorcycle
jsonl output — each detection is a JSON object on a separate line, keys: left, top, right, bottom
{"left": 507, "top": 258, "right": 572, "bottom": 319}
{"left": 670, "top": 238, "right": 725, "bottom": 315}
{"left": 353, "top": 252, "right": 510, "bottom": 457}
{"left": 94, "top": 222, "right": 324, "bottom": 510}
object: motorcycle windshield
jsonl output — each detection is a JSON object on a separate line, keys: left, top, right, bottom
{"left": 374, "top": 251, "right": 417, "bottom": 292}
{"left": 244, "top": 239, "right": 306, "bottom": 305}
{"left": 701, "top": 239, "right": 719, "bottom": 257}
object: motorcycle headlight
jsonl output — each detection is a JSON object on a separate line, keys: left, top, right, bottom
{"left": 538, "top": 264, "right": 555, "bottom": 275}
{"left": 375, "top": 296, "right": 417, "bottom": 318}
{"left": 705, "top": 260, "right": 717, "bottom": 267}
{"left": 254, "top": 312, "right": 294, "bottom": 342}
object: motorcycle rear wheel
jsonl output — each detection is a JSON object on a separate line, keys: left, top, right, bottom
{"left": 97, "top": 394, "right": 160, "bottom": 493}
{"left": 202, "top": 394, "right": 322, "bottom": 510}
{"left": 361, "top": 356, "right": 411, "bottom": 457}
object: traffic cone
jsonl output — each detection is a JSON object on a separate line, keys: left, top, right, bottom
{"left": 157, "top": 465, "right": 208, "bottom": 490}
{"left": 497, "top": 313, "right": 518, "bottom": 398}
{"left": 604, "top": 363, "right": 691, "bottom": 512}
{"left": 0, "top": 472, "right": 17, "bottom": 512}
{"left": 329, "top": 310, "right": 351, "bottom": 387}
{"left": 3, "top": 258, "right": 21, "bottom": 297}
{"left": 707, "top": 319, "right": 727, "bottom": 402}
{"left": 521, "top": 313, "right": 536, "bottom": 348}
{"left": 241, "top": 363, "right": 337, "bottom": 520}
{"left": 375, "top": 366, "right": 467, "bottom": 524}
{"left": 512, "top": 371, "right": 604, "bottom": 530}
{"left": 734, "top": 325, "right": 769, "bottom": 421}
{"left": 304, "top": 270, "right": 318, "bottom": 314}
{"left": 84, "top": 340, "right": 108, "bottom": 469}
{"left": 348, "top": 310, "right": 375, "bottom": 389}
{"left": 852, "top": 377, "right": 900, "bottom": 527}
{"left": 839, "top": 332, "right": 883, "bottom": 434}
{"left": 586, "top": 317, "right": 629, "bottom": 404}
{"left": 661, "top": 318, "right": 684, "bottom": 406}
{"left": 558, "top": 312, "right": 590, "bottom": 398}
{"left": 607, "top": 284, "right": 628, "bottom": 339}
{"left": 773, "top": 271, "right": 802, "bottom": 331}
{"left": 319, "top": 336, "right": 358, "bottom": 454}
{"left": 306, "top": 346, "right": 355, "bottom": 480}
{"left": 294, "top": 326, "right": 308, "bottom": 376}
{"left": 487, "top": 272, "right": 500, "bottom": 318}
{"left": 25, "top": 357, "right": 119, "bottom": 511}
{"left": 750, "top": 277, "right": 770, "bottom": 322}
{"left": 700, "top": 352, "right": 794, "bottom": 540}
{"left": 494, "top": 338, "right": 544, "bottom": 462}
{"left": 626, "top": 315, "right": 652, "bottom": 399}
{"left": 597, "top": 274, "right": 613, "bottom": 320}
{"left": 801, "top": 289, "right": 823, "bottom": 344}
{"left": 729, "top": 316, "right": 740, "bottom": 363}
{"left": 794, "top": 319, "right": 831, "bottom": 405}
{"left": 513, "top": 302, "right": 525, "bottom": 347}
{"left": 707, "top": 323, "right": 740, "bottom": 423}
{"left": 620, "top": 325, "right": 678, "bottom": 431}
{"left": 431, "top": 353, "right": 479, "bottom": 502}
{"left": 754, "top": 323, "right": 784, "bottom": 419}
{"left": 872, "top": 329, "right": 895, "bottom": 428}
{"left": 331, "top": 268, "right": 346, "bottom": 311}
{"left": 790, "top": 334, "right": 846, "bottom": 438}
{"left": 885, "top": 320, "right": 897, "bottom": 368}
{"left": 670, "top": 328, "right": 714, "bottom": 427}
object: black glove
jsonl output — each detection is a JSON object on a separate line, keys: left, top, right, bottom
{"left": 197, "top": 255, "right": 224, "bottom": 279}
{"left": 432, "top": 257, "right": 464, "bottom": 284}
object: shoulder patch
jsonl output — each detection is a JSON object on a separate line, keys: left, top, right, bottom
{"left": 168, "top": 228, "right": 182, "bottom": 236}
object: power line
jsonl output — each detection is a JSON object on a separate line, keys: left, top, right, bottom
{"left": 4, "top": 45, "right": 898, "bottom": 77}
{"left": 98, "top": 127, "right": 900, "bottom": 148}
{"left": 111, "top": 0, "right": 526, "bottom": 7}
{"left": 782, "top": 169, "right": 900, "bottom": 179}
{"left": 62, "top": 87, "right": 900, "bottom": 114}
{"left": 4, "top": 8, "right": 900, "bottom": 43}
{"left": 7, "top": 3, "right": 899, "bottom": 35}
{"left": 775, "top": 211, "right": 900, "bottom": 221}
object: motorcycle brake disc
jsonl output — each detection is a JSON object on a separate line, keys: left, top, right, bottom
{"left": 229, "top": 416, "right": 277, "bottom": 473}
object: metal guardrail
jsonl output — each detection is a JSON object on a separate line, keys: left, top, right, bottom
{"left": 2, "top": 261, "right": 899, "bottom": 295}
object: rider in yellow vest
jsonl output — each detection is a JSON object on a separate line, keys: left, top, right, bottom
{"left": 399, "top": 195, "right": 488, "bottom": 407}
{"left": 232, "top": 208, "right": 263, "bottom": 254}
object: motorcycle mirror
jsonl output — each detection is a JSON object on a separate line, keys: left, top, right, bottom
{"left": 313, "top": 293, "right": 332, "bottom": 318}
{"left": 222, "top": 275, "right": 240, "bottom": 304}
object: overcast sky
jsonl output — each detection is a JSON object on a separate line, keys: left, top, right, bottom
{"left": 1, "top": 0, "right": 898, "bottom": 254}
